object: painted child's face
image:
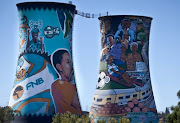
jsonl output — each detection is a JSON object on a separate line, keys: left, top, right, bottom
{"left": 138, "top": 24, "right": 144, "bottom": 30}
{"left": 132, "top": 44, "right": 138, "bottom": 52}
{"left": 108, "top": 55, "right": 114, "bottom": 64}
{"left": 61, "top": 52, "right": 72, "bottom": 77}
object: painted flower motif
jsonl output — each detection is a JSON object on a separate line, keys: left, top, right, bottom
{"left": 139, "top": 116, "right": 147, "bottom": 122}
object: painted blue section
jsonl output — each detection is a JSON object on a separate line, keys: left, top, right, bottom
{"left": 47, "top": 63, "right": 58, "bottom": 80}
{"left": 24, "top": 54, "right": 45, "bottom": 77}
{"left": 18, "top": 9, "right": 72, "bottom": 55}
{"left": 12, "top": 91, "right": 55, "bottom": 116}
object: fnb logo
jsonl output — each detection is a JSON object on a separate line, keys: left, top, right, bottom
{"left": 26, "top": 78, "right": 44, "bottom": 90}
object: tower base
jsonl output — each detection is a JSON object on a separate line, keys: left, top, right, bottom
{"left": 11, "top": 115, "right": 53, "bottom": 123}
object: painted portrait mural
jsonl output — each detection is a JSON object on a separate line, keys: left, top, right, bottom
{"left": 9, "top": 2, "right": 82, "bottom": 116}
{"left": 90, "top": 16, "right": 159, "bottom": 123}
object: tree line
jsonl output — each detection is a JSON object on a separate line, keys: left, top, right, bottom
{"left": 0, "top": 90, "right": 180, "bottom": 123}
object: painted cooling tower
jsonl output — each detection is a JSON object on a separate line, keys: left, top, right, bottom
{"left": 9, "top": 2, "right": 82, "bottom": 122}
{"left": 89, "top": 15, "right": 159, "bottom": 123}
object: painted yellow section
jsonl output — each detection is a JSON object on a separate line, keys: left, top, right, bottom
{"left": 93, "top": 87, "right": 153, "bottom": 106}
{"left": 115, "top": 94, "right": 125, "bottom": 103}
{"left": 101, "top": 95, "right": 116, "bottom": 105}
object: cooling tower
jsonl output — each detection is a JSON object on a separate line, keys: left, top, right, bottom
{"left": 9, "top": 2, "right": 82, "bottom": 122}
{"left": 89, "top": 15, "right": 159, "bottom": 123}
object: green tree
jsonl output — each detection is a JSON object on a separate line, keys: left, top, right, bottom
{"left": 97, "top": 119, "right": 106, "bottom": 123}
{"left": 52, "top": 111, "right": 90, "bottom": 123}
{"left": 166, "top": 90, "right": 180, "bottom": 123}
{"left": 177, "top": 90, "right": 180, "bottom": 99}
{"left": 0, "top": 106, "right": 14, "bottom": 123}
{"left": 108, "top": 117, "right": 118, "bottom": 123}
{"left": 52, "top": 113, "right": 61, "bottom": 123}
{"left": 119, "top": 116, "right": 130, "bottom": 123}
{"left": 165, "top": 107, "right": 170, "bottom": 116}
{"left": 76, "top": 115, "right": 91, "bottom": 123}
{"left": 52, "top": 112, "right": 78, "bottom": 123}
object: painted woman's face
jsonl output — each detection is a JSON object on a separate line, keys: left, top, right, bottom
{"left": 122, "top": 20, "right": 131, "bottom": 29}
{"left": 121, "top": 46, "right": 127, "bottom": 53}
{"left": 61, "top": 52, "right": 72, "bottom": 77}
{"left": 108, "top": 36, "right": 115, "bottom": 46}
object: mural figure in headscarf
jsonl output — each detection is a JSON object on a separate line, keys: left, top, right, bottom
{"left": 114, "top": 19, "right": 135, "bottom": 45}
{"left": 26, "top": 25, "right": 45, "bottom": 52}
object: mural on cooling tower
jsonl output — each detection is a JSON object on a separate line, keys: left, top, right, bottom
{"left": 9, "top": 3, "right": 82, "bottom": 116}
{"left": 90, "top": 16, "right": 159, "bottom": 122}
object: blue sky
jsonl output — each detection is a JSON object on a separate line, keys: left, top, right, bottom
{"left": 0, "top": 0, "right": 180, "bottom": 113}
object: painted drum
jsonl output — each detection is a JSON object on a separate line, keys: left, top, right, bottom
{"left": 9, "top": 2, "right": 82, "bottom": 122}
{"left": 89, "top": 15, "right": 159, "bottom": 123}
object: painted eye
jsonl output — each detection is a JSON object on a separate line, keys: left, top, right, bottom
{"left": 66, "top": 59, "right": 70, "bottom": 63}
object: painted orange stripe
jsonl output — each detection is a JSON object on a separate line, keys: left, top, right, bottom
{"left": 11, "top": 89, "right": 50, "bottom": 109}
{"left": 42, "top": 89, "right": 50, "bottom": 93}
{"left": 17, "top": 98, "right": 51, "bottom": 114}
